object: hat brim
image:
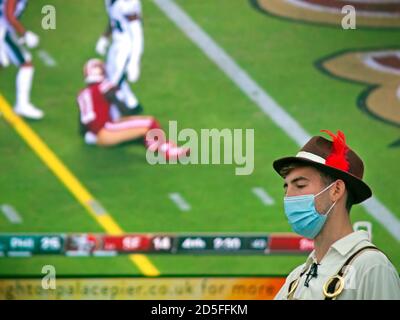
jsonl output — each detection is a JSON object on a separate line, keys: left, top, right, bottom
{"left": 273, "top": 156, "right": 372, "bottom": 204}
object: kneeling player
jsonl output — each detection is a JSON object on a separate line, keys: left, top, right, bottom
{"left": 77, "top": 59, "right": 188, "bottom": 160}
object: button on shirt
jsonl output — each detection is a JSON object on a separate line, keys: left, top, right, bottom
{"left": 274, "top": 231, "right": 400, "bottom": 300}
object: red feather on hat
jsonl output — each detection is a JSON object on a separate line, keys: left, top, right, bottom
{"left": 321, "top": 130, "right": 350, "bottom": 172}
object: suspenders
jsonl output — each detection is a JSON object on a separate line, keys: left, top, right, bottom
{"left": 286, "top": 265, "right": 309, "bottom": 300}
{"left": 323, "top": 246, "right": 380, "bottom": 300}
{"left": 286, "top": 245, "right": 382, "bottom": 300}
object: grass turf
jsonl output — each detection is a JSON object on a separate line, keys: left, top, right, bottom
{"left": 0, "top": 0, "right": 399, "bottom": 277}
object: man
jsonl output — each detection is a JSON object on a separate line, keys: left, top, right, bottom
{"left": 273, "top": 130, "right": 400, "bottom": 300}
{"left": 95, "top": 0, "right": 144, "bottom": 116}
{"left": 0, "top": 0, "right": 43, "bottom": 119}
{"left": 77, "top": 58, "right": 188, "bottom": 160}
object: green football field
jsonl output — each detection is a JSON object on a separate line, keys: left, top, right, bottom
{"left": 0, "top": 0, "right": 399, "bottom": 277}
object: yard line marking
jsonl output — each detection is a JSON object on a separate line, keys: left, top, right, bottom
{"left": 252, "top": 188, "right": 275, "bottom": 206}
{"left": 0, "top": 95, "right": 160, "bottom": 276}
{"left": 1, "top": 204, "right": 22, "bottom": 224}
{"left": 168, "top": 193, "right": 191, "bottom": 211}
{"left": 363, "top": 198, "right": 400, "bottom": 242}
{"left": 153, "top": 0, "right": 309, "bottom": 147}
{"left": 153, "top": 0, "right": 400, "bottom": 242}
{"left": 37, "top": 49, "right": 57, "bottom": 67}
{"left": 88, "top": 199, "right": 107, "bottom": 216}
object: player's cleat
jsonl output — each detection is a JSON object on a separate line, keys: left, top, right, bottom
{"left": 14, "top": 104, "right": 44, "bottom": 120}
{"left": 159, "top": 141, "right": 190, "bottom": 161}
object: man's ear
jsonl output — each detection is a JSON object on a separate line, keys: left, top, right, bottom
{"left": 331, "top": 179, "right": 346, "bottom": 202}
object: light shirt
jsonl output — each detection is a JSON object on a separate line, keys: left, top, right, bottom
{"left": 1, "top": 0, "right": 27, "bottom": 33}
{"left": 0, "top": 0, "right": 28, "bottom": 19}
{"left": 105, "top": 0, "right": 142, "bottom": 37}
{"left": 274, "top": 231, "right": 400, "bottom": 300}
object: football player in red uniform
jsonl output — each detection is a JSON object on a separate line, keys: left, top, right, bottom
{"left": 77, "top": 59, "right": 188, "bottom": 160}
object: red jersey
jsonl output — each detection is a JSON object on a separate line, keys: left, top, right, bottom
{"left": 77, "top": 81, "right": 114, "bottom": 134}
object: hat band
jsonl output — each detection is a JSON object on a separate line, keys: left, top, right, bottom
{"left": 296, "top": 151, "right": 326, "bottom": 164}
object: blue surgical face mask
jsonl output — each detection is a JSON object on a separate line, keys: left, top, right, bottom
{"left": 283, "top": 182, "right": 337, "bottom": 239}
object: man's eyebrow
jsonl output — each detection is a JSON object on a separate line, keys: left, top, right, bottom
{"left": 283, "top": 176, "right": 309, "bottom": 188}
{"left": 291, "top": 176, "right": 309, "bottom": 184}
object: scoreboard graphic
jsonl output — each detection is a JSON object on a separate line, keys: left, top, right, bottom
{"left": 0, "top": 233, "right": 314, "bottom": 257}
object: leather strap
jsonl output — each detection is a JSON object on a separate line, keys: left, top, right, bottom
{"left": 324, "top": 246, "right": 381, "bottom": 300}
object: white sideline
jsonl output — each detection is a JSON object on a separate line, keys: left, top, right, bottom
{"left": 37, "top": 49, "right": 57, "bottom": 67}
{"left": 252, "top": 187, "right": 275, "bottom": 206}
{"left": 1, "top": 204, "right": 22, "bottom": 224}
{"left": 153, "top": 0, "right": 400, "bottom": 241}
{"left": 169, "top": 193, "right": 191, "bottom": 212}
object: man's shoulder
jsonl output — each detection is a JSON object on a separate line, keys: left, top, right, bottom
{"left": 348, "top": 243, "right": 400, "bottom": 299}
{"left": 351, "top": 242, "right": 395, "bottom": 272}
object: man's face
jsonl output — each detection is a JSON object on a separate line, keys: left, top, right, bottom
{"left": 283, "top": 166, "right": 333, "bottom": 214}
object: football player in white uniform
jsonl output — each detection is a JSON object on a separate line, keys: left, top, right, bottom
{"left": 95, "top": 0, "right": 144, "bottom": 117}
{"left": 0, "top": 22, "right": 8, "bottom": 67}
{"left": 0, "top": 0, "right": 43, "bottom": 119}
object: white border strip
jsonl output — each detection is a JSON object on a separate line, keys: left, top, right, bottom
{"left": 7, "top": 251, "right": 31, "bottom": 257}
{"left": 346, "top": 0, "right": 400, "bottom": 3}
{"left": 363, "top": 54, "right": 400, "bottom": 76}
{"left": 153, "top": 0, "right": 400, "bottom": 241}
{"left": 252, "top": 187, "right": 275, "bottom": 206}
{"left": 168, "top": 193, "right": 191, "bottom": 212}
{"left": 286, "top": 0, "right": 400, "bottom": 18}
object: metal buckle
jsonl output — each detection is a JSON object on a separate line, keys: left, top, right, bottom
{"left": 287, "top": 279, "right": 299, "bottom": 299}
{"left": 323, "top": 275, "right": 345, "bottom": 299}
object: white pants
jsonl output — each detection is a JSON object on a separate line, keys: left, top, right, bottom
{"left": 2, "top": 29, "right": 31, "bottom": 66}
{"left": 0, "top": 23, "right": 9, "bottom": 67}
{"left": 126, "top": 21, "right": 144, "bottom": 83}
{"left": 106, "top": 20, "right": 144, "bottom": 85}
{"left": 106, "top": 21, "right": 144, "bottom": 112}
